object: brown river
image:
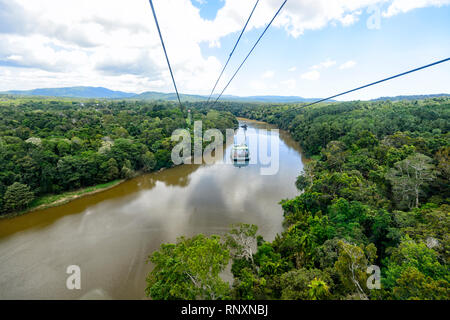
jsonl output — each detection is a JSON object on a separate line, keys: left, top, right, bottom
{"left": 0, "top": 120, "right": 305, "bottom": 299}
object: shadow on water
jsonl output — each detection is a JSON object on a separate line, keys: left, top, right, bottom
{"left": 233, "top": 160, "right": 250, "bottom": 168}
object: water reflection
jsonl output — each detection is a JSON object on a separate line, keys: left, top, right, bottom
{"left": 0, "top": 120, "right": 305, "bottom": 300}
{"left": 233, "top": 160, "right": 250, "bottom": 168}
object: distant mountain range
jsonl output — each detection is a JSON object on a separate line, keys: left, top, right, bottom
{"left": 133, "top": 91, "right": 325, "bottom": 103}
{"left": 2, "top": 86, "right": 136, "bottom": 99}
{"left": 0, "top": 86, "right": 329, "bottom": 103}
{"left": 371, "top": 94, "right": 450, "bottom": 101}
{"left": 1, "top": 86, "right": 448, "bottom": 103}
{"left": 132, "top": 91, "right": 207, "bottom": 102}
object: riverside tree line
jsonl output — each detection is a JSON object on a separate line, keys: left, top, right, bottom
{"left": 0, "top": 97, "right": 237, "bottom": 215}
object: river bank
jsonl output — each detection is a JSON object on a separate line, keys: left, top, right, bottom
{"left": 0, "top": 179, "right": 125, "bottom": 220}
{"left": 0, "top": 164, "right": 183, "bottom": 220}
{"left": 0, "top": 120, "right": 244, "bottom": 220}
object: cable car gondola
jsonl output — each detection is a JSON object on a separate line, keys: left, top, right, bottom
{"left": 231, "top": 144, "right": 250, "bottom": 162}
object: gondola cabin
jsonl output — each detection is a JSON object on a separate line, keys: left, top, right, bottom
{"left": 231, "top": 144, "right": 250, "bottom": 162}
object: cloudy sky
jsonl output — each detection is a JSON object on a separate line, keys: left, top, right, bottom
{"left": 0, "top": 0, "right": 449, "bottom": 100}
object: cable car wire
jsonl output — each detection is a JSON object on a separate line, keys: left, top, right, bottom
{"left": 207, "top": 0, "right": 260, "bottom": 103}
{"left": 300, "top": 57, "right": 450, "bottom": 108}
{"left": 211, "top": 0, "right": 288, "bottom": 107}
{"left": 148, "top": 0, "right": 183, "bottom": 109}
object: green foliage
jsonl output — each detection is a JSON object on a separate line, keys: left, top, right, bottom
{"left": 141, "top": 151, "right": 157, "bottom": 173}
{"left": 280, "top": 269, "right": 332, "bottom": 300}
{"left": 100, "top": 158, "right": 119, "bottom": 182}
{"left": 231, "top": 266, "right": 267, "bottom": 300}
{"left": 390, "top": 267, "right": 448, "bottom": 300}
{"left": 2, "top": 182, "right": 34, "bottom": 212}
{"left": 295, "top": 174, "right": 310, "bottom": 191}
{"left": 145, "top": 234, "right": 231, "bottom": 300}
{"left": 382, "top": 238, "right": 449, "bottom": 300}
{"left": 308, "top": 277, "right": 331, "bottom": 300}
{"left": 386, "top": 153, "right": 436, "bottom": 209}
{"left": 334, "top": 241, "right": 377, "bottom": 299}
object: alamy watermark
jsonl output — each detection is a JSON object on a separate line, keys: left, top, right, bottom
{"left": 66, "top": 265, "right": 81, "bottom": 290}
{"left": 367, "top": 265, "right": 381, "bottom": 290}
{"left": 367, "top": 5, "right": 382, "bottom": 30}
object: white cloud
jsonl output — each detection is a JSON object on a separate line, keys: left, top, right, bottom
{"left": 281, "top": 79, "right": 296, "bottom": 90}
{"left": 311, "top": 59, "right": 337, "bottom": 70}
{"left": 300, "top": 59, "right": 335, "bottom": 81}
{"left": 256, "top": 0, "right": 450, "bottom": 38}
{"left": 340, "top": 12, "right": 361, "bottom": 26}
{"left": 383, "top": 0, "right": 450, "bottom": 17}
{"left": 249, "top": 80, "right": 267, "bottom": 91}
{"left": 288, "top": 66, "right": 297, "bottom": 72}
{"left": 0, "top": 0, "right": 225, "bottom": 93}
{"left": 262, "top": 70, "right": 275, "bottom": 79}
{"left": 339, "top": 60, "right": 357, "bottom": 70}
{"left": 301, "top": 70, "right": 320, "bottom": 81}
{"left": 0, "top": 0, "right": 448, "bottom": 93}
{"left": 208, "top": 40, "right": 221, "bottom": 48}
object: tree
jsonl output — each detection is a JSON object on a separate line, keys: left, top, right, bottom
{"left": 386, "top": 153, "right": 436, "bottom": 209}
{"left": 334, "top": 241, "right": 377, "bottom": 300}
{"left": 56, "top": 156, "right": 82, "bottom": 190}
{"left": 100, "top": 158, "right": 119, "bottom": 182}
{"left": 308, "top": 277, "right": 330, "bottom": 300}
{"left": 17, "top": 155, "right": 40, "bottom": 191}
{"left": 3, "top": 182, "right": 34, "bottom": 212}
{"left": 231, "top": 266, "right": 267, "bottom": 300}
{"left": 141, "top": 151, "right": 156, "bottom": 173}
{"left": 391, "top": 267, "right": 448, "bottom": 300}
{"left": 225, "top": 224, "right": 258, "bottom": 265}
{"left": 121, "top": 160, "right": 135, "bottom": 179}
{"left": 323, "top": 141, "right": 347, "bottom": 172}
{"left": 141, "top": 128, "right": 164, "bottom": 148}
{"left": 280, "top": 269, "right": 332, "bottom": 300}
{"left": 295, "top": 174, "right": 310, "bottom": 191}
{"left": 355, "top": 130, "right": 378, "bottom": 149}
{"left": 435, "top": 146, "right": 449, "bottom": 180}
{"left": 146, "top": 234, "right": 231, "bottom": 300}
{"left": 155, "top": 149, "right": 172, "bottom": 169}
{"left": 56, "top": 140, "right": 71, "bottom": 156}
{"left": 383, "top": 238, "right": 448, "bottom": 300}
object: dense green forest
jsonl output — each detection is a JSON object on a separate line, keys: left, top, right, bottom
{"left": 147, "top": 98, "right": 449, "bottom": 300}
{"left": 0, "top": 97, "right": 237, "bottom": 216}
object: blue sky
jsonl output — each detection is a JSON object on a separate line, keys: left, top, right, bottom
{"left": 0, "top": 0, "right": 449, "bottom": 100}
{"left": 192, "top": 0, "right": 226, "bottom": 20}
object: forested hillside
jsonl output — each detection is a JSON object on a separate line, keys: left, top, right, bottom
{"left": 0, "top": 97, "right": 237, "bottom": 216}
{"left": 147, "top": 98, "right": 449, "bottom": 300}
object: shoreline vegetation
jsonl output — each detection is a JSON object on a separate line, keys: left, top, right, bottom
{"left": 0, "top": 97, "right": 238, "bottom": 220}
{"left": 0, "top": 162, "right": 184, "bottom": 220}
{"left": 0, "top": 179, "right": 124, "bottom": 219}
{"left": 1, "top": 119, "right": 248, "bottom": 220}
